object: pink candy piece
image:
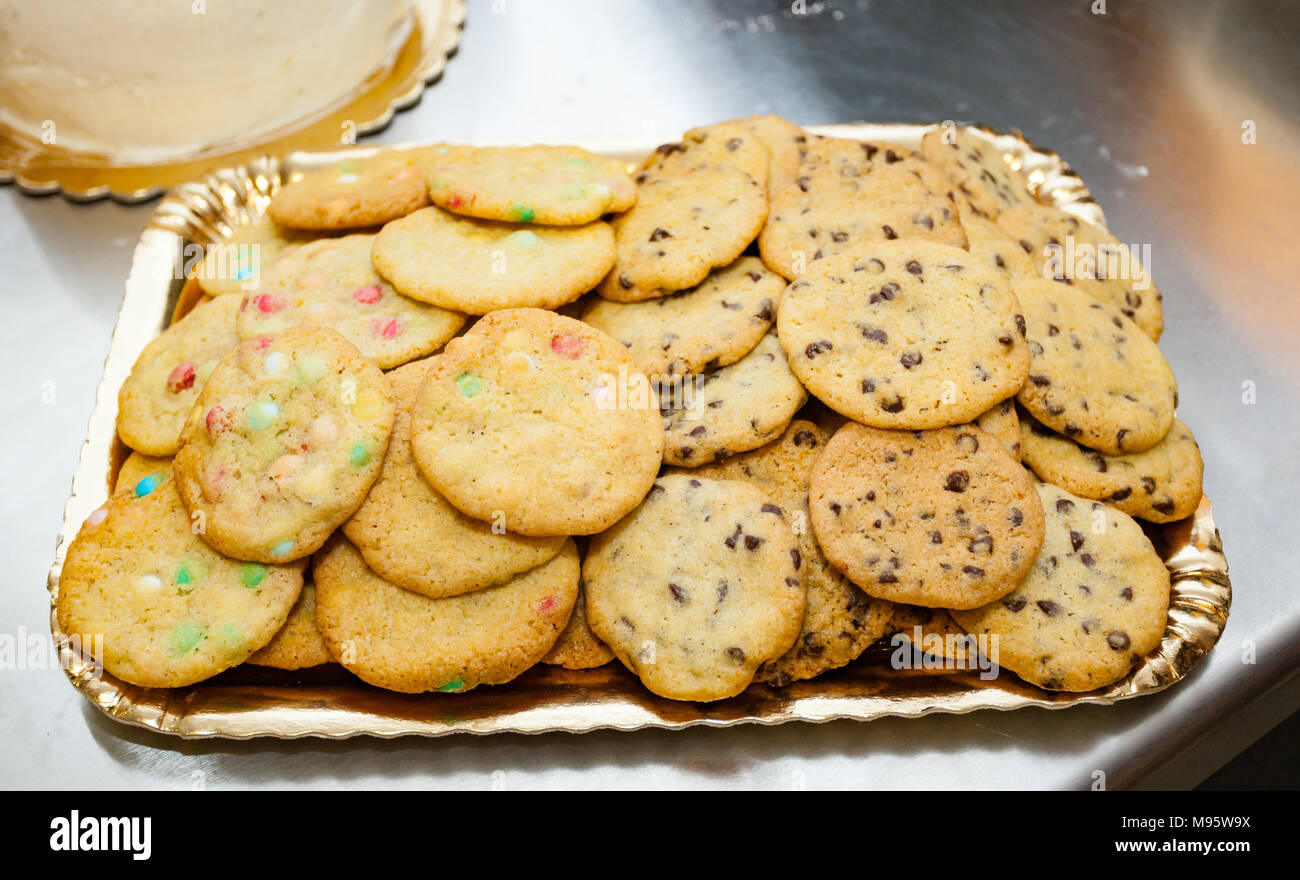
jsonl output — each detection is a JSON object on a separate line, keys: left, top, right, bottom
{"left": 85, "top": 506, "right": 109, "bottom": 527}
{"left": 537, "top": 596, "right": 556, "bottom": 615}
{"left": 253, "top": 335, "right": 274, "bottom": 351}
{"left": 550, "top": 334, "right": 584, "bottom": 360}
{"left": 167, "top": 361, "right": 196, "bottom": 393}
{"left": 253, "top": 294, "right": 284, "bottom": 314}
{"left": 205, "top": 405, "right": 231, "bottom": 435}
{"left": 370, "top": 317, "right": 403, "bottom": 339}
{"left": 352, "top": 285, "right": 383, "bottom": 304}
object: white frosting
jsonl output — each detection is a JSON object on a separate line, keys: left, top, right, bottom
{"left": 0, "top": 0, "right": 412, "bottom": 163}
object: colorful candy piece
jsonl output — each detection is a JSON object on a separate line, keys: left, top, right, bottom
{"left": 349, "top": 443, "right": 371, "bottom": 467}
{"left": 240, "top": 563, "right": 266, "bottom": 588}
{"left": 455, "top": 373, "right": 483, "bottom": 398}
{"left": 352, "top": 285, "right": 383, "bottom": 304}
{"left": 134, "top": 474, "right": 163, "bottom": 498}
{"left": 167, "top": 361, "right": 196, "bottom": 393}
{"left": 247, "top": 400, "right": 279, "bottom": 430}
{"left": 550, "top": 334, "right": 584, "bottom": 360}
{"left": 169, "top": 623, "right": 205, "bottom": 657}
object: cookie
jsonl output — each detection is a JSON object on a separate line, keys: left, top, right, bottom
{"left": 584, "top": 474, "right": 805, "bottom": 701}
{"left": 371, "top": 206, "right": 616, "bottom": 314}
{"left": 597, "top": 161, "right": 767, "bottom": 302}
{"left": 661, "top": 333, "right": 806, "bottom": 467}
{"left": 343, "top": 359, "right": 566, "bottom": 597}
{"left": 409, "top": 309, "right": 664, "bottom": 537}
{"left": 267, "top": 148, "right": 433, "bottom": 231}
{"left": 117, "top": 293, "right": 242, "bottom": 456}
{"left": 777, "top": 242, "right": 1030, "bottom": 428}
{"left": 581, "top": 256, "right": 782, "bottom": 378}
{"left": 997, "top": 204, "right": 1163, "bottom": 340}
{"left": 1014, "top": 277, "right": 1176, "bottom": 455}
{"left": 195, "top": 215, "right": 308, "bottom": 297}
{"left": 173, "top": 325, "right": 395, "bottom": 562}
{"left": 246, "top": 583, "right": 331, "bottom": 670}
{"left": 974, "top": 397, "right": 1022, "bottom": 460}
{"left": 809, "top": 422, "right": 1045, "bottom": 609}
{"left": 727, "top": 114, "right": 807, "bottom": 197}
{"left": 114, "top": 452, "right": 172, "bottom": 496}
{"left": 427, "top": 144, "right": 636, "bottom": 225}
{"left": 1019, "top": 411, "right": 1203, "bottom": 523}
{"left": 236, "top": 234, "right": 466, "bottom": 369}
{"left": 919, "top": 126, "right": 1039, "bottom": 219}
{"left": 758, "top": 137, "right": 965, "bottom": 280}
{"left": 887, "top": 604, "right": 974, "bottom": 663}
{"left": 56, "top": 481, "right": 305, "bottom": 688}
{"left": 679, "top": 421, "right": 896, "bottom": 685}
{"left": 541, "top": 585, "right": 615, "bottom": 670}
{"left": 960, "top": 211, "right": 1038, "bottom": 284}
{"left": 639, "top": 122, "right": 770, "bottom": 188}
{"left": 951, "top": 482, "right": 1170, "bottom": 691}
{"left": 313, "top": 535, "right": 580, "bottom": 694}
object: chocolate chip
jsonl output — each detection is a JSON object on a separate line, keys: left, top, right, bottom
{"left": 1069, "top": 530, "right": 1085, "bottom": 551}
{"left": 1120, "top": 587, "right": 1133, "bottom": 601}
{"left": 1153, "top": 499, "right": 1175, "bottom": 515}
{"left": 1008, "top": 507, "right": 1024, "bottom": 526}
{"left": 1109, "top": 487, "right": 1132, "bottom": 502}
{"left": 688, "top": 479, "right": 701, "bottom": 488}
{"left": 861, "top": 379, "right": 876, "bottom": 393}
{"left": 656, "top": 142, "right": 686, "bottom": 155}
{"left": 962, "top": 565, "right": 985, "bottom": 577}
{"left": 881, "top": 397, "right": 905, "bottom": 413}
{"left": 726, "top": 647, "right": 746, "bottom": 663}
{"left": 1106, "top": 631, "right": 1130, "bottom": 650}
{"left": 761, "top": 503, "right": 784, "bottom": 516}
{"left": 1064, "top": 423, "right": 1082, "bottom": 437}
{"left": 1116, "top": 428, "right": 1131, "bottom": 449}
{"left": 790, "top": 548, "right": 802, "bottom": 570}
{"left": 900, "top": 350, "right": 922, "bottom": 368}
{"left": 796, "top": 175, "right": 811, "bottom": 192}
{"left": 649, "top": 227, "right": 672, "bottom": 241}
{"left": 955, "top": 432, "right": 979, "bottom": 453}
{"left": 929, "top": 530, "right": 943, "bottom": 544}
{"left": 1003, "top": 597, "right": 1027, "bottom": 612}
{"left": 1080, "top": 553, "right": 1095, "bottom": 568}
{"left": 869, "top": 282, "right": 899, "bottom": 303}
{"left": 1028, "top": 375, "right": 1051, "bottom": 387}
{"left": 618, "top": 273, "right": 633, "bottom": 289}
{"left": 1015, "top": 314, "right": 1027, "bottom": 337}
{"left": 944, "top": 471, "right": 970, "bottom": 492}
{"left": 668, "top": 583, "right": 686, "bottom": 603}
{"left": 723, "top": 524, "right": 742, "bottom": 549}
{"left": 688, "top": 425, "right": 707, "bottom": 437}
{"left": 882, "top": 225, "right": 898, "bottom": 240}
{"left": 804, "top": 340, "right": 833, "bottom": 358}
{"left": 905, "top": 260, "right": 923, "bottom": 275}
{"left": 829, "top": 501, "right": 842, "bottom": 516}
{"left": 744, "top": 535, "right": 763, "bottom": 551}
{"left": 878, "top": 570, "right": 898, "bottom": 583}
{"left": 862, "top": 326, "right": 888, "bottom": 344}
{"left": 726, "top": 137, "right": 742, "bottom": 151}
{"left": 969, "top": 536, "right": 993, "bottom": 554}
{"left": 1140, "top": 477, "right": 1156, "bottom": 494}
{"left": 1037, "top": 600, "right": 1061, "bottom": 617}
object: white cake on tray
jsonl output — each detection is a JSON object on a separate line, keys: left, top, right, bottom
{"left": 0, "top": 0, "right": 413, "bottom": 163}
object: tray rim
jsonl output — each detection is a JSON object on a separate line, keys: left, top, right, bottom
{"left": 47, "top": 122, "right": 1231, "bottom": 740}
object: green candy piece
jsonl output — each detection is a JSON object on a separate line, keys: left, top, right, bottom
{"left": 455, "top": 373, "right": 483, "bottom": 398}
{"left": 219, "top": 622, "right": 243, "bottom": 645}
{"left": 295, "top": 354, "right": 327, "bottom": 385}
{"left": 240, "top": 563, "right": 266, "bottom": 588}
{"left": 350, "top": 442, "right": 371, "bottom": 467}
{"left": 510, "top": 203, "right": 535, "bottom": 222}
{"left": 169, "top": 623, "right": 204, "bottom": 657}
{"left": 438, "top": 678, "right": 465, "bottom": 692}
{"left": 505, "top": 229, "right": 540, "bottom": 252}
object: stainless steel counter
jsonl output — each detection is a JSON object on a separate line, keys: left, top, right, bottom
{"left": 2, "top": 0, "right": 1296, "bottom": 789}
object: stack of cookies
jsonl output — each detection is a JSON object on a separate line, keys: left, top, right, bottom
{"left": 58, "top": 118, "right": 1203, "bottom": 702}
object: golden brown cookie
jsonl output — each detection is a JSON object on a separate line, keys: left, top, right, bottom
{"left": 268, "top": 149, "right": 433, "bottom": 230}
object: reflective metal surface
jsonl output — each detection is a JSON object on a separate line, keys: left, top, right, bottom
{"left": 3, "top": 0, "right": 1296, "bottom": 788}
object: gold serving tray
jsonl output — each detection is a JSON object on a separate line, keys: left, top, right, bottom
{"left": 0, "top": 0, "right": 466, "bottom": 203}
{"left": 47, "top": 124, "right": 1231, "bottom": 739}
